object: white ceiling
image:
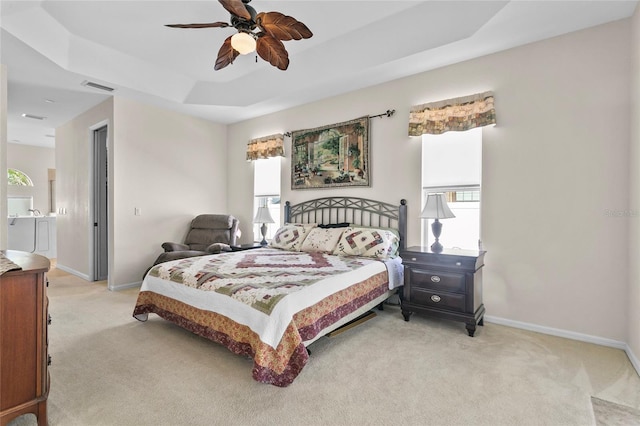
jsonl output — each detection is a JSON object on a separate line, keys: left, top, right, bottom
{"left": 1, "top": 0, "right": 638, "bottom": 149}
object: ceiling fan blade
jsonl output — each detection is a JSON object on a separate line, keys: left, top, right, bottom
{"left": 165, "top": 22, "right": 229, "bottom": 29}
{"left": 256, "top": 35, "right": 289, "bottom": 70}
{"left": 218, "top": 0, "right": 251, "bottom": 21}
{"left": 256, "top": 12, "right": 313, "bottom": 41}
{"left": 214, "top": 36, "right": 240, "bottom": 70}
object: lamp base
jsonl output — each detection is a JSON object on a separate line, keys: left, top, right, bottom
{"left": 431, "top": 219, "right": 444, "bottom": 253}
{"left": 259, "top": 223, "right": 269, "bottom": 246}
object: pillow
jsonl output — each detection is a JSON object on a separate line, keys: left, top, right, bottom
{"left": 356, "top": 225, "right": 401, "bottom": 258}
{"left": 300, "top": 227, "right": 345, "bottom": 253}
{"left": 333, "top": 227, "right": 400, "bottom": 259}
{"left": 285, "top": 222, "right": 318, "bottom": 228}
{"left": 318, "top": 222, "right": 350, "bottom": 229}
{"left": 269, "top": 224, "right": 314, "bottom": 251}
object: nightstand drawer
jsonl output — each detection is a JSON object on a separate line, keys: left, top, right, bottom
{"left": 411, "top": 289, "right": 466, "bottom": 312}
{"left": 407, "top": 268, "right": 465, "bottom": 293}
{"left": 401, "top": 251, "right": 481, "bottom": 271}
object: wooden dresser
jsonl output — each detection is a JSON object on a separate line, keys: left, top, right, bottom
{"left": 0, "top": 250, "right": 50, "bottom": 426}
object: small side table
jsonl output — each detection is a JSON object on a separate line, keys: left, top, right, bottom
{"left": 400, "top": 246, "right": 486, "bottom": 337}
{"left": 231, "top": 243, "right": 263, "bottom": 252}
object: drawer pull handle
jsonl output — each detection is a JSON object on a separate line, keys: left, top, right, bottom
{"left": 411, "top": 257, "right": 417, "bottom": 261}
{"left": 430, "top": 275, "right": 441, "bottom": 283}
{"left": 455, "top": 262, "right": 462, "bottom": 266}
{"left": 431, "top": 295, "right": 441, "bottom": 303}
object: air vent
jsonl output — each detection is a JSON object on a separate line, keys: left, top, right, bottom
{"left": 81, "top": 80, "right": 115, "bottom": 92}
{"left": 21, "top": 113, "right": 46, "bottom": 120}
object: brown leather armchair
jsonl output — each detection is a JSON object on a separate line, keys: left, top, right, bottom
{"left": 148, "top": 214, "right": 240, "bottom": 271}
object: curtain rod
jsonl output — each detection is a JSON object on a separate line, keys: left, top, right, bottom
{"left": 284, "top": 109, "right": 395, "bottom": 137}
{"left": 370, "top": 109, "right": 396, "bottom": 119}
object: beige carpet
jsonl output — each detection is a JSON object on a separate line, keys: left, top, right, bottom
{"left": 8, "top": 267, "right": 640, "bottom": 426}
{"left": 592, "top": 397, "right": 640, "bottom": 426}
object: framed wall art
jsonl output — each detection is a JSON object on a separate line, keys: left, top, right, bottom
{"left": 291, "top": 116, "right": 370, "bottom": 190}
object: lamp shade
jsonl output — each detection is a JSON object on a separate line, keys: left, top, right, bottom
{"left": 420, "top": 193, "right": 456, "bottom": 219}
{"left": 231, "top": 32, "right": 256, "bottom": 55}
{"left": 253, "top": 206, "right": 275, "bottom": 224}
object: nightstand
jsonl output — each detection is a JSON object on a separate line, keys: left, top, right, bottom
{"left": 400, "top": 246, "right": 486, "bottom": 337}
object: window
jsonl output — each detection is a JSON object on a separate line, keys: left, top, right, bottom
{"left": 8, "top": 168, "right": 33, "bottom": 186}
{"left": 253, "top": 157, "right": 281, "bottom": 242}
{"left": 449, "top": 190, "right": 480, "bottom": 202}
{"left": 7, "top": 196, "right": 34, "bottom": 216}
{"left": 422, "top": 128, "right": 482, "bottom": 250}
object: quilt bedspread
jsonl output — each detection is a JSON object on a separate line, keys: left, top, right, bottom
{"left": 147, "top": 248, "right": 379, "bottom": 315}
{"left": 133, "top": 248, "right": 391, "bottom": 386}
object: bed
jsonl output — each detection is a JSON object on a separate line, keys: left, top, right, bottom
{"left": 133, "top": 197, "right": 407, "bottom": 387}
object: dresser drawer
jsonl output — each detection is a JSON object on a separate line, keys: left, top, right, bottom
{"left": 410, "top": 288, "right": 466, "bottom": 312}
{"left": 407, "top": 268, "right": 465, "bottom": 293}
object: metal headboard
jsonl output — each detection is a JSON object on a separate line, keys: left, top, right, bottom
{"left": 284, "top": 197, "right": 407, "bottom": 251}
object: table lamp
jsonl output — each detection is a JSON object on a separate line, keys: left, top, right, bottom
{"left": 253, "top": 205, "right": 275, "bottom": 246}
{"left": 420, "top": 193, "right": 456, "bottom": 253}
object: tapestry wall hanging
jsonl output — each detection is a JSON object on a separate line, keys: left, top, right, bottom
{"left": 291, "top": 116, "right": 370, "bottom": 190}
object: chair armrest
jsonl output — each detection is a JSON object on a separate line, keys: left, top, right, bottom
{"left": 206, "top": 243, "right": 231, "bottom": 254}
{"left": 229, "top": 218, "right": 240, "bottom": 247}
{"left": 162, "top": 242, "right": 189, "bottom": 252}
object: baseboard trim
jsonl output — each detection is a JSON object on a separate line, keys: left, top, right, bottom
{"left": 54, "top": 263, "right": 90, "bottom": 281}
{"left": 52, "top": 263, "right": 141, "bottom": 291}
{"left": 484, "top": 315, "right": 627, "bottom": 349}
{"left": 625, "top": 344, "right": 640, "bottom": 377}
{"left": 484, "top": 315, "right": 639, "bottom": 377}
{"left": 109, "top": 281, "right": 141, "bottom": 291}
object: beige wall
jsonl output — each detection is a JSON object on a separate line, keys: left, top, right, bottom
{"left": 56, "top": 98, "right": 114, "bottom": 279}
{"left": 228, "top": 20, "right": 632, "bottom": 343}
{"left": 629, "top": 7, "right": 640, "bottom": 369}
{"left": 6, "top": 144, "right": 55, "bottom": 214}
{"left": 56, "top": 97, "right": 227, "bottom": 288}
{"left": 110, "top": 97, "right": 227, "bottom": 287}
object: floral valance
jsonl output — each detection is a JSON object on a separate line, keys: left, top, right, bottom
{"left": 246, "top": 133, "right": 285, "bottom": 161}
{"left": 408, "top": 91, "right": 496, "bottom": 136}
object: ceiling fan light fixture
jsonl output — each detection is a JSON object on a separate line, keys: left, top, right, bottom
{"left": 166, "top": 0, "right": 312, "bottom": 70}
{"left": 231, "top": 31, "right": 256, "bottom": 55}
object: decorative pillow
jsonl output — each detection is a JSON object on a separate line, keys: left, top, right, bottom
{"left": 285, "top": 222, "right": 318, "bottom": 228}
{"left": 357, "top": 225, "right": 401, "bottom": 258}
{"left": 318, "top": 222, "right": 350, "bottom": 229}
{"left": 333, "top": 227, "right": 400, "bottom": 259}
{"left": 269, "top": 224, "right": 314, "bottom": 251}
{"left": 300, "top": 227, "right": 345, "bottom": 253}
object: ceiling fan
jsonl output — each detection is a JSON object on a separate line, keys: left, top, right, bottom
{"left": 166, "top": 0, "right": 313, "bottom": 71}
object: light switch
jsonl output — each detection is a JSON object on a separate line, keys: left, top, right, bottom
{"left": 134, "top": 207, "right": 141, "bottom": 216}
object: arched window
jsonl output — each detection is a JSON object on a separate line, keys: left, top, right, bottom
{"left": 8, "top": 168, "right": 34, "bottom": 186}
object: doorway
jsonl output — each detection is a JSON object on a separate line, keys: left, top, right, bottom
{"left": 93, "top": 125, "right": 108, "bottom": 281}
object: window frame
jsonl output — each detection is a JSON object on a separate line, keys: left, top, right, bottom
{"left": 253, "top": 157, "right": 282, "bottom": 243}
{"left": 421, "top": 127, "right": 482, "bottom": 251}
